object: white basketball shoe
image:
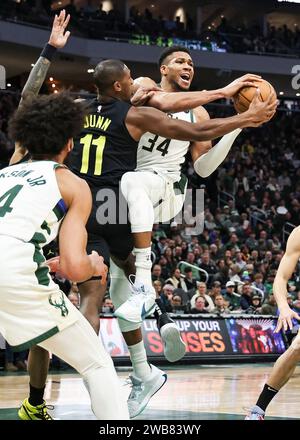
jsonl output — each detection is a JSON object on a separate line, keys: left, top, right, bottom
{"left": 127, "top": 364, "right": 167, "bottom": 418}
{"left": 114, "top": 279, "right": 156, "bottom": 323}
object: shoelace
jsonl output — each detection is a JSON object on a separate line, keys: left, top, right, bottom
{"left": 40, "top": 404, "right": 54, "bottom": 420}
{"left": 124, "top": 376, "right": 143, "bottom": 401}
{"left": 127, "top": 275, "right": 148, "bottom": 304}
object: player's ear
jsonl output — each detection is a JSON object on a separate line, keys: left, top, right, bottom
{"left": 113, "top": 80, "right": 122, "bottom": 92}
{"left": 160, "top": 64, "right": 168, "bottom": 77}
{"left": 66, "top": 138, "right": 73, "bottom": 152}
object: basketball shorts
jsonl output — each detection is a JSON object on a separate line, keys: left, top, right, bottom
{"left": 134, "top": 170, "right": 188, "bottom": 223}
{"left": 0, "top": 236, "right": 79, "bottom": 351}
{"left": 86, "top": 185, "right": 133, "bottom": 266}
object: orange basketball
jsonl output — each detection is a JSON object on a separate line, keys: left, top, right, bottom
{"left": 233, "top": 79, "right": 277, "bottom": 113}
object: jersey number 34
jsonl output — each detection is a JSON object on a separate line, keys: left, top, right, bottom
{"left": 141, "top": 135, "right": 171, "bottom": 157}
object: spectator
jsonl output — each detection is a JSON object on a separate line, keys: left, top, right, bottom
{"left": 190, "top": 281, "right": 215, "bottom": 312}
{"left": 165, "top": 267, "right": 183, "bottom": 289}
{"left": 199, "top": 253, "right": 217, "bottom": 283}
{"left": 252, "top": 273, "right": 266, "bottom": 295}
{"left": 183, "top": 267, "right": 197, "bottom": 290}
{"left": 209, "top": 280, "right": 222, "bottom": 301}
{"left": 170, "top": 294, "right": 187, "bottom": 314}
{"left": 223, "top": 280, "right": 241, "bottom": 310}
{"left": 240, "top": 282, "right": 253, "bottom": 310}
{"left": 190, "top": 296, "right": 209, "bottom": 314}
{"left": 153, "top": 280, "right": 162, "bottom": 296}
{"left": 159, "top": 284, "right": 174, "bottom": 312}
{"left": 101, "top": 297, "right": 114, "bottom": 314}
{"left": 212, "top": 294, "right": 231, "bottom": 315}
{"left": 260, "top": 293, "right": 277, "bottom": 315}
{"left": 245, "top": 294, "right": 262, "bottom": 314}
{"left": 152, "top": 264, "right": 165, "bottom": 284}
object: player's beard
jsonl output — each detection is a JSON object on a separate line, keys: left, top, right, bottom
{"left": 170, "top": 77, "right": 190, "bottom": 92}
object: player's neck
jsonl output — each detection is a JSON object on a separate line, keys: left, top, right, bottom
{"left": 160, "top": 77, "right": 178, "bottom": 93}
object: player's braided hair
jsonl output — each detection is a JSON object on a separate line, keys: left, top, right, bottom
{"left": 8, "top": 92, "right": 87, "bottom": 158}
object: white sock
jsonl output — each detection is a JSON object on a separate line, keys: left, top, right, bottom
{"left": 128, "top": 341, "right": 151, "bottom": 381}
{"left": 133, "top": 247, "right": 152, "bottom": 286}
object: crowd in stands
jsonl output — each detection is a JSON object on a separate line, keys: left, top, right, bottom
{"left": 0, "top": 1, "right": 299, "bottom": 56}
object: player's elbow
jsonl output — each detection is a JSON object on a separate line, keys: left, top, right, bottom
{"left": 195, "top": 167, "right": 211, "bottom": 178}
{"left": 194, "top": 156, "right": 212, "bottom": 178}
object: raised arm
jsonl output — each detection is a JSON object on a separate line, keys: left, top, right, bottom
{"left": 132, "top": 74, "right": 263, "bottom": 113}
{"left": 126, "top": 90, "right": 277, "bottom": 142}
{"left": 9, "top": 10, "right": 70, "bottom": 165}
{"left": 274, "top": 227, "right": 300, "bottom": 332}
{"left": 21, "top": 10, "right": 70, "bottom": 102}
{"left": 56, "top": 168, "right": 107, "bottom": 283}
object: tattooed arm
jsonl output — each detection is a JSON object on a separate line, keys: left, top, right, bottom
{"left": 10, "top": 10, "right": 70, "bottom": 164}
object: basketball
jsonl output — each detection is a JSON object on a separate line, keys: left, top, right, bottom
{"left": 233, "top": 79, "right": 277, "bottom": 113}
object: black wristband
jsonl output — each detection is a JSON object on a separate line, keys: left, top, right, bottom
{"left": 40, "top": 43, "right": 57, "bottom": 61}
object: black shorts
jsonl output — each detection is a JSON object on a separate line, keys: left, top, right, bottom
{"left": 86, "top": 185, "right": 133, "bottom": 266}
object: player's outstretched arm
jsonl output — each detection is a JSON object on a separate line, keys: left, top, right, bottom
{"left": 126, "top": 90, "right": 277, "bottom": 142}
{"left": 20, "top": 10, "right": 70, "bottom": 102}
{"left": 9, "top": 10, "right": 70, "bottom": 165}
{"left": 274, "top": 227, "right": 300, "bottom": 332}
{"left": 56, "top": 168, "right": 107, "bottom": 283}
{"left": 132, "top": 74, "right": 263, "bottom": 112}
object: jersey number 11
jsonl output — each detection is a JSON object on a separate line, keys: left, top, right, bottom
{"left": 80, "top": 134, "right": 106, "bottom": 175}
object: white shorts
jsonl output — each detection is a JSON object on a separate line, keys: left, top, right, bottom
{"left": 136, "top": 170, "right": 187, "bottom": 223}
{"left": 0, "top": 236, "right": 78, "bottom": 351}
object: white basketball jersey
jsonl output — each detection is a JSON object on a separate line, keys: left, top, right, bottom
{"left": 136, "top": 109, "right": 194, "bottom": 181}
{"left": 0, "top": 161, "right": 66, "bottom": 245}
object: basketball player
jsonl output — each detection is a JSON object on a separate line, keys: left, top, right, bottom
{"left": 0, "top": 92, "right": 129, "bottom": 420}
{"left": 112, "top": 46, "right": 274, "bottom": 323}
{"left": 246, "top": 226, "right": 300, "bottom": 420}
{"left": 10, "top": 11, "right": 276, "bottom": 419}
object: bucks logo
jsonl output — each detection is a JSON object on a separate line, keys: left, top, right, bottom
{"left": 48, "top": 291, "right": 69, "bottom": 317}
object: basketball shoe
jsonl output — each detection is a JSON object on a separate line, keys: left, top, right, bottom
{"left": 126, "top": 364, "right": 167, "bottom": 418}
{"left": 18, "top": 398, "right": 54, "bottom": 420}
{"left": 245, "top": 405, "right": 265, "bottom": 420}
{"left": 114, "top": 279, "right": 156, "bottom": 323}
{"left": 155, "top": 305, "right": 186, "bottom": 362}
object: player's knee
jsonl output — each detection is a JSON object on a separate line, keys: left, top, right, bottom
{"left": 121, "top": 172, "right": 136, "bottom": 195}
{"left": 117, "top": 318, "right": 141, "bottom": 333}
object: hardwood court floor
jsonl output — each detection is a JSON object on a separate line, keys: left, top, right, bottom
{"left": 0, "top": 364, "right": 299, "bottom": 420}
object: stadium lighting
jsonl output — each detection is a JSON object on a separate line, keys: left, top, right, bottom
{"left": 87, "top": 69, "right": 94, "bottom": 73}
{"left": 7, "top": 83, "right": 11, "bottom": 87}
{"left": 296, "top": 93, "right": 300, "bottom": 96}
{"left": 31, "top": 64, "right": 35, "bottom": 67}
{"left": 52, "top": 84, "right": 56, "bottom": 88}
{"left": 49, "top": 77, "right": 54, "bottom": 82}
{"left": 278, "top": 0, "right": 300, "bottom": 3}
{"left": 279, "top": 91, "right": 284, "bottom": 95}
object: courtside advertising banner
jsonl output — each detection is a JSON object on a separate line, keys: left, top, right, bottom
{"left": 99, "top": 316, "right": 287, "bottom": 359}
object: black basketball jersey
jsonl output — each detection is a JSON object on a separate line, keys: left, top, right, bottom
{"left": 68, "top": 98, "right": 138, "bottom": 187}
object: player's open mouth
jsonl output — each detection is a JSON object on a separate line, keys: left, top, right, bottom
{"left": 180, "top": 74, "right": 191, "bottom": 85}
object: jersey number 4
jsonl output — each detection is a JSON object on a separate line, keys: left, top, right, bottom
{"left": 0, "top": 184, "right": 23, "bottom": 217}
{"left": 142, "top": 135, "right": 171, "bottom": 157}
{"left": 80, "top": 134, "right": 106, "bottom": 175}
